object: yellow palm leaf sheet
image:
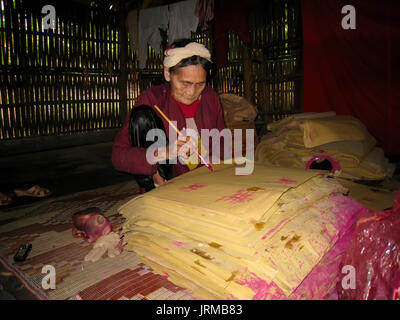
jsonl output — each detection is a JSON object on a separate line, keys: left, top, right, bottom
{"left": 119, "top": 162, "right": 361, "bottom": 299}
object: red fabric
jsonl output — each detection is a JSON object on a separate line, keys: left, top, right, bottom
{"left": 172, "top": 93, "right": 201, "bottom": 118}
{"left": 301, "top": 0, "right": 400, "bottom": 156}
{"left": 213, "top": 0, "right": 252, "bottom": 68}
{"left": 112, "top": 84, "right": 226, "bottom": 178}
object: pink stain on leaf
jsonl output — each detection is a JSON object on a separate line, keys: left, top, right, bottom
{"left": 180, "top": 183, "right": 207, "bottom": 191}
{"left": 235, "top": 195, "right": 366, "bottom": 300}
{"left": 235, "top": 272, "right": 284, "bottom": 300}
{"left": 172, "top": 241, "right": 184, "bottom": 247}
{"left": 261, "top": 217, "right": 290, "bottom": 241}
{"left": 217, "top": 189, "right": 255, "bottom": 204}
{"left": 162, "top": 272, "right": 169, "bottom": 279}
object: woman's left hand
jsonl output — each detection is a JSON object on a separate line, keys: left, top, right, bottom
{"left": 153, "top": 171, "right": 166, "bottom": 186}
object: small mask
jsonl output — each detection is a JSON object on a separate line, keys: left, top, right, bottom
{"left": 72, "top": 207, "right": 112, "bottom": 243}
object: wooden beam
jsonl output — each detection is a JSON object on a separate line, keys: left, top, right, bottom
{"left": 118, "top": 0, "right": 129, "bottom": 123}
{"left": 242, "top": 44, "right": 254, "bottom": 104}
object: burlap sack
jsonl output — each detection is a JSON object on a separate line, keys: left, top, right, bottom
{"left": 219, "top": 94, "right": 258, "bottom": 125}
{"left": 220, "top": 94, "right": 259, "bottom": 153}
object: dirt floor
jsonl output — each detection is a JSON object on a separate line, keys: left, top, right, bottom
{"left": 0, "top": 141, "right": 135, "bottom": 299}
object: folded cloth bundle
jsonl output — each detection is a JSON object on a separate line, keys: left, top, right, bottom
{"left": 119, "top": 162, "right": 366, "bottom": 299}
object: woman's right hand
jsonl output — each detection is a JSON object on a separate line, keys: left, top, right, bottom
{"left": 154, "top": 136, "right": 194, "bottom": 161}
{"left": 166, "top": 136, "right": 192, "bottom": 160}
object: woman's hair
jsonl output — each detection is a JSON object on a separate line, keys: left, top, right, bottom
{"left": 168, "top": 39, "right": 215, "bottom": 80}
{"left": 129, "top": 104, "right": 167, "bottom": 148}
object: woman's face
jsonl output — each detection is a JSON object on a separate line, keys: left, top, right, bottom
{"left": 164, "top": 64, "right": 207, "bottom": 105}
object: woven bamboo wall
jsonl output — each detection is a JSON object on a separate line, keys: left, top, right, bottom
{"left": 0, "top": 0, "right": 125, "bottom": 140}
{"left": 213, "top": 0, "right": 303, "bottom": 135}
{"left": 126, "top": 0, "right": 303, "bottom": 136}
{"left": 250, "top": 0, "right": 303, "bottom": 126}
{"left": 0, "top": 0, "right": 302, "bottom": 141}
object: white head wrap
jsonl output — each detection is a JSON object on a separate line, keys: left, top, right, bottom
{"left": 163, "top": 42, "right": 212, "bottom": 69}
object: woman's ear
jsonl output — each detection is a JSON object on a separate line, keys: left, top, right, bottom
{"left": 164, "top": 67, "right": 171, "bottom": 82}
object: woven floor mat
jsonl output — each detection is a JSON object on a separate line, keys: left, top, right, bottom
{"left": 0, "top": 181, "right": 197, "bottom": 300}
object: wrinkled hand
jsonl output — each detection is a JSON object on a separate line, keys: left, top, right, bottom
{"left": 155, "top": 136, "right": 194, "bottom": 160}
{"left": 84, "top": 232, "right": 122, "bottom": 262}
{"left": 177, "top": 136, "right": 197, "bottom": 159}
{"left": 152, "top": 170, "right": 165, "bottom": 186}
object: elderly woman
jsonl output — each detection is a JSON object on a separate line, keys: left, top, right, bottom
{"left": 112, "top": 40, "right": 227, "bottom": 192}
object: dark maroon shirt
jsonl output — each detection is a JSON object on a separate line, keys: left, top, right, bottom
{"left": 112, "top": 84, "right": 227, "bottom": 178}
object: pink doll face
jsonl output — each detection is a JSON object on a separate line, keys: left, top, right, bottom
{"left": 72, "top": 207, "right": 112, "bottom": 243}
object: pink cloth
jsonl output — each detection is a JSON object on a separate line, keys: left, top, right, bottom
{"left": 112, "top": 84, "right": 226, "bottom": 178}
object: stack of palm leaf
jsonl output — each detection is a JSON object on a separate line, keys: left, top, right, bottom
{"left": 255, "top": 112, "right": 395, "bottom": 181}
{"left": 119, "top": 162, "right": 366, "bottom": 299}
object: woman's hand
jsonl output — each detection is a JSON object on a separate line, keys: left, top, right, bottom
{"left": 166, "top": 136, "right": 193, "bottom": 159}
{"left": 152, "top": 170, "right": 165, "bottom": 186}
{"left": 154, "top": 136, "right": 194, "bottom": 161}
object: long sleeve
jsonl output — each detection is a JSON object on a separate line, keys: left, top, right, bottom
{"left": 112, "top": 112, "right": 158, "bottom": 176}
{"left": 112, "top": 84, "right": 230, "bottom": 178}
{"left": 111, "top": 88, "right": 163, "bottom": 176}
